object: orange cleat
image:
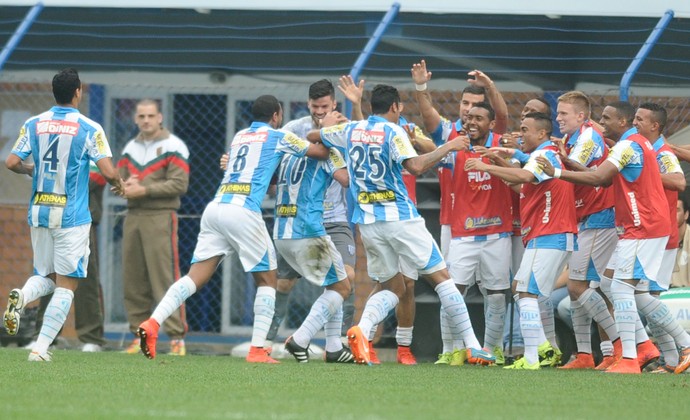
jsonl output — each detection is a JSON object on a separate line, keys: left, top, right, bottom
{"left": 347, "top": 326, "right": 371, "bottom": 365}
{"left": 605, "top": 357, "right": 641, "bottom": 374}
{"left": 397, "top": 346, "right": 417, "bottom": 365}
{"left": 636, "top": 340, "right": 660, "bottom": 369}
{"left": 613, "top": 338, "right": 623, "bottom": 359}
{"left": 368, "top": 341, "right": 381, "bottom": 365}
{"left": 559, "top": 353, "right": 595, "bottom": 370}
{"left": 137, "top": 318, "right": 160, "bottom": 360}
{"left": 595, "top": 356, "right": 616, "bottom": 371}
{"left": 674, "top": 347, "right": 690, "bottom": 374}
{"left": 246, "top": 346, "right": 280, "bottom": 364}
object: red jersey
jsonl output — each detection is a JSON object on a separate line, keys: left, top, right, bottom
{"left": 563, "top": 121, "right": 615, "bottom": 221}
{"left": 520, "top": 143, "right": 578, "bottom": 244}
{"left": 450, "top": 132, "right": 513, "bottom": 238}
{"left": 653, "top": 139, "right": 680, "bottom": 249}
{"left": 438, "top": 123, "right": 464, "bottom": 225}
{"left": 608, "top": 131, "right": 670, "bottom": 240}
{"left": 511, "top": 190, "right": 521, "bottom": 236}
{"left": 403, "top": 170, "right": 417, "bottom": 205}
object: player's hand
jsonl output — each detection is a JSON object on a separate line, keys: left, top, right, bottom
{"left": 321, "top": 111, "right": 348, "bottom": 127}
{"left": 465, "top": 157, "right": 488, "bottom": 172}
{"left": 219, "top": 153, "right": 229, "bottom": 171}
{"left": 411, "top": 60, "right": 432, "bottom": 85}
{"left": 467, "top": 70, "right": 493, "bottom": 88}
{"left": 110, "top": 178, "right": 126, "bottom": 197}
{"left": 338, "top": 75, "right": 364, "bottom": 105}
{"left": 489, "top": 146, "right": 517, "bottom": 159}
{"left": 403, "top": 124, "right": 417, "bottom": 145}
{"left": 550, "top": 136, "right": 568, "bottom": 160}
{"left": 447, "top": 135, "right": 470, "bottom": 151}
{"left": 536, "top": 156, "right": 556, "bottom": 177}
{"left": 500, "top": 133, "right": 521, "bottom": 149}
{"left": 123, "top": 174, "right": 146, "bottom": 199}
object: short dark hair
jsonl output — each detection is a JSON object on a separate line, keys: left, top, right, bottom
{"left": 370, "top": 84, "right": 400, "bottom": 115}
{"left": 461, "top": 85, "right": 485, "bottom": 97}
{"left": 251, "top": 95, "right": 281, "bottom": 122}
{"left": 470, "top": 102, "right": 495, "bottom": 121}
{"left": 533, "top": 97, "right": 552, "bottom": 114}
{"left": 606, "top": 101, "right": 635, "bottom": 126}
{"left": 52, "top": 68, "right": 81, "bottom": 105}
{"left": 523, "top": 112, "right": 553, "bottom": 137}
{"left": 638, "top": 102, "right": 668, "bottom": 133}
{"left": 308, "top": 79, "right": 335, "bottom": 101}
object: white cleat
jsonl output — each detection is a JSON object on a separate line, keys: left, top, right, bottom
{"left": 28, "top": 351, "right": 52, "bottom": 362}
{"left": 3, "top": 289, "right": 24, "bottom": 335}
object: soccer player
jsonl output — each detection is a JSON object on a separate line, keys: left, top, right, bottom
{"left": 265, "top": 78, "right": 361, "bottom": 347}
{"left": 634, "top": 102, "right": 687, "bottom": 373}
{"left": 136, "top": 95, "right": 331, "bottom": 363}
{"left": 410, "top": 60, "right": 508, "bottom": 364}
{"left": 444, "top": 102, "right": 513, "bottom": 365}
{"left": 537, "top": 102, "right": 690, "bottom": 374}
{"left": 309, "top": 84, "right": 495, "bottom": 366}
{"left": 554, "top": 92, "right": 620, "bottom": 370}
{"left": 465, "top": 112, "right": 578, "bottom": 370}
{"left": 3, "top": 68, "right": 125, "bottom": 361}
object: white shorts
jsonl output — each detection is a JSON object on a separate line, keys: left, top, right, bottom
{"left": 359, "top": 218, "right": 445, "bottom": 282}
{"left": 515, "top": 248, "right": 571, "bottom": 298}
{"left": 511, "top": 235, "right": 524, "bottom": 280}
{"left": 609, "top": 237, "right": 667, "bottom": 286}
{"left": 646, "top": 248, "right": 678, "bottom": 293}
{"left": 569, "top": 228, "right": 618, "bottom": 282}
{"left": 399, "top": 258, "right": 418, "bottom": 280}
{"left": 275, "top": 236, "right": 347, "bottom": 287}
{"left": 440, "top": 224, "right": 451, "bottom": 259}
{"left": 192, "top": 202, "right": 277, "bottom": 272}
{"left": 31, "top": 224, "right": 91, "bottom": 277}
{"left": 447, "top": 236, "right": 511, "bottom": 291}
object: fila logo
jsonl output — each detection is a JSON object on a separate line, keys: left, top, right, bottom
{"left": 467, "top": 171, "right": 491, "bottom": 182}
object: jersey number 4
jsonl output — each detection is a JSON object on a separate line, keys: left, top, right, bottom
{"left": 42, "top": 139, "right": 60, "bottom": 172}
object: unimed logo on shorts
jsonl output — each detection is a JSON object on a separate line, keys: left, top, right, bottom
{"left": 218, "top": 183, "right": 251, "bottom": 195}
{"left": 33, "top": 192, "right": 67, "bottom": 207}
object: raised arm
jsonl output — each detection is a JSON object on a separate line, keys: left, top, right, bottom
{"left": 411, "top": 60, "right": 442, "bottom": 134}
{"left": 468, "top": 70, "right": 508, "bottom": 134}
{"left": 338, "top": 75, "right": 365, "bottom": 121}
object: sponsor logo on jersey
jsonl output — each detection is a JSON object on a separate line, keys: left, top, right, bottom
{"left": 33, "top": 192, "right": 67, "bottom": 207}
{"left": 276, "top": 204, "right": 297, "bottom": 217}
{"left": 358, "top": 190, "right": 395, "bottom": 204}
{"left": 659, "top": 153, "right": 678, "bottom": 173}
{"left": 464, "top": 216, "right": 503, "bottom": 229}
{"left": 218, "top": 183, "right": 251, "bottom": 195}
{"left": 328, "top": 148, "right": 345, "bottom": 169}
{"left": 234, "top": 132, "right": 268, "bottom": 145}
{"left": 392, "top": 135, "right": 415, "bottom": 155}
{"left": 351, "top": 129, "right": 385, "bottom": 145}
{"left": 282, "top": 132, "right": 308, "bottom": 150}
{"left": 577, "top": 139, "right": 595, "bottom": 165}
{"left": 36, "top": 120, "right": 79, "bottom": 136}
{"left": 13, "top": 126, "right": 28, "bottom": 150}
{"left": 94, "top": 131, "right": 107, "bottom": 155}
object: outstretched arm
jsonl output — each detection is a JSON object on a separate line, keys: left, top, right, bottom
{"left": 468, "top": 70, "right": 508, "bottom": 135}
{"left": 411, "top": 60, "right": 442, "bottom": 134}
{"left": 403, "top": 136, "right": 468, "bottom": 176}
{"left": 338, "top": 75, "right": 365, "bottom": 121}
{"left": 536, "top": 155, "right": 617, "bottom": 187}
{"left": 465, "top": 158, "right": 535, "bottom": 184}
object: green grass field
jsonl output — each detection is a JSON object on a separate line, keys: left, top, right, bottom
{"left": 2, "top": 348, "right": 689, "bottom": 419}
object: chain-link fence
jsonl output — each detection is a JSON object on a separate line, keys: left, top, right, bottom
{"left": 2, "top": 71, "right": 690, "bottom": 344}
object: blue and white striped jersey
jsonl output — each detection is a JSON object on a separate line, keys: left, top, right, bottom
{"left": 213, "top": 122, "right": 310, "bottom": 213}
{"left": 273, "top": 148, "right": 346, "bottom": 240}
{"left": 283, "top": 115, "right": 348, "bottom": 223}
{"left": 320, "top": 115, "right": 419, "bottom": 224}
{"left": 11, "top": 106, "right": 112, "bottom": 228}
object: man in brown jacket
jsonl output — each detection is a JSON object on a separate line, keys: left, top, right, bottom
{"left": 118, "top": 99, "right": 189, "bottom": 355}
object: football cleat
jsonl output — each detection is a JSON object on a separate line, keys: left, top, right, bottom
{"left": 368, "top": 341, "right": 381, "bottom": 365}
{"left": 396, "top": 346, "right": 417, "bottom": 365}
{"left": 284, "top": 336, "right": 310, "bottom": 363}
{"left": 123, "top": 338, "right": 141, "bottom": 354}
{"left": 674, "top": 347, "right": 690, "bottom": 374}
{"left": 450, "top": 349, "right": 468, "bottom": 366}
{"left": 636, "top": 340, "right": 660, "bottom": 369}
{"left": 346, "top": 326, "right": 371, "bottom": 365}
{"left": 503, "top": 357, "right": 539, "bottom": 370}
{"left": 467, "top": 348, "right": 496, "bottom": 366}
{"left": 246, "top": 346, "right": 280, "bottom": 364}
{"left": 493, "top": 346, "right": 505, "bottom": 366}
{"left": 325, "top": 347, "right": 355, "bottom": 363}
{"left": 605, "top": 357, "right": 641, "bottom": 374}
{"left": 3, "top": 288, "right": 24, "bottom": 336}
{"left": 28, "top": 351, "right": 52, "bottom": 362}
{"left": 559, "top": 353, "right": 595, "bottom": 370}
{"left": 434, "top": 352, "right": 452, "bottom": 365}
{"left": 169, "top": 339, "right": 186, "bottom": 356}
{"left": 595, "top": 356, "right": 617, "bottom": 371}
{"left": 137, "top": 319, "right": 160, "bottom": 359}
{"left": 538, "top": 341, "right": 562, "bottom": 367}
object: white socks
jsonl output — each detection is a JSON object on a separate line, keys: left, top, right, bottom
{"left": 152, "top": 276, "right": 197, "bottom": 326}
{"left": 33, "top": 287, "right": 73, "bottom": 355}
{"left": 570, "top": 298, "right": 593, "bottom": 354}
{"left": 21, "top": 275, "right": 55, "bottom": 305}
{"left": 579, "top": 288, "right": 619, "bottom": 341}
{"left": 292, "top": 290, "right": 343, "bottom": 348}
{"left": 636, "top": 292, "right": 690, "bottom": 348}
{"left": 251, "top": 286, "right": 276, "bottom": 348}
{"left": 324, "top": 306, "right": 344, "bottom": 353}
{"left": 396, "top": 326, "right": 414, "bottom": 347}
{"left": 358, "top": 290, "right": 398, "bottom": 337}
{"left": 538, "top": 295, "right": 559, "bottom": 350}
{"left": 484, "top": 294, "right": 506, "bottom": 350}
{"left": 435, "top": 280, "right": 480, "bottom": 350}
{"left": 610, "top": 279, "right": 637, "bottom": 358}
{"left": 518, "top": 297, "right": 542, "bottom": 365}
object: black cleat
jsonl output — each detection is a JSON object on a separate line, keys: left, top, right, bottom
{"left": 284, "top": 336, "right": 309, "bottom": 363}
{"left": 325, "top": 347, "right": 355, "bottom": 363}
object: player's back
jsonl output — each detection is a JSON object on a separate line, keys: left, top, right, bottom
{"left": 214, "top": 122, "right": 310, "bottom": 213}
{"left": 15, "top": 106, "right": 109, "bottom": 229}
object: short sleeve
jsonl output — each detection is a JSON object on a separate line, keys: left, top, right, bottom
{"left": 88, "top": 128, "right": 113, "bottom": 162}
{"left": 276, "top": 130, "right": 310, "bottom": 157}
{"left": 11, "top": 123, "right": 32, "bottom": 160}
{"left": 389, "top": 125, "right": 418, "bottom": 164}
{"left": 524, "top": 149, "right": 561, "bottom": 183}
